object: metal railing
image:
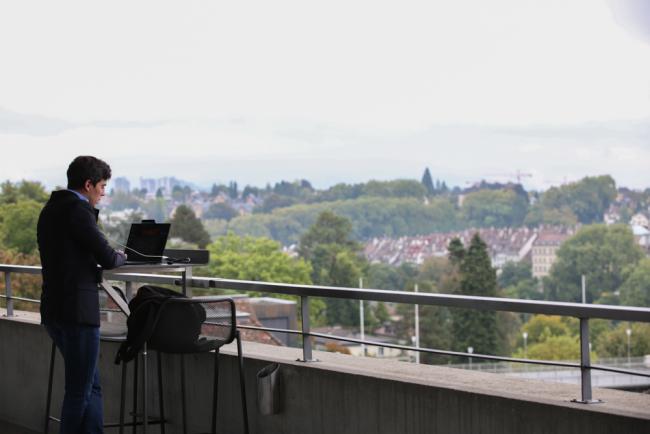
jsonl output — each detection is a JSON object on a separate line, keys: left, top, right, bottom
{"left": 2, "top": 263, "right": 650, "bottom": 404}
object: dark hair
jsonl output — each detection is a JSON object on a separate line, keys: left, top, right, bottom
{"left": 66, "top": 156, "right": 112, "bottom": 189}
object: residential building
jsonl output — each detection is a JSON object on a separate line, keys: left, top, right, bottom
{"left": 364, "top": 227, "right": 541, "bottom": 269}
{"left": 630, "top": 213, "right": 649, "bottom": 228}
{"left": 531, "top": 231, "right": 570, "bottom": 278}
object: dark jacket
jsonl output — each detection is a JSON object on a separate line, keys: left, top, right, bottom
{"left": 38, "top": 190, "right": 125, "bottom": 326}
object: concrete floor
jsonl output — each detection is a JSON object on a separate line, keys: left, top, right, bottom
{"left": 0, "top": 420, "right": 39, "bottom": 434}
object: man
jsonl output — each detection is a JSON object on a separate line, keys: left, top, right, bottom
{"left": 38, "top": 156, "right": 126, "bottom": 434}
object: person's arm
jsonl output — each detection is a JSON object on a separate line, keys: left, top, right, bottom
{"left": 69, "top": 203, "right": 126, "bottom": 269}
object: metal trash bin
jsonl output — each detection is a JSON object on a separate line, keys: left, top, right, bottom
{"left": 257, "top": 363, "right": 281, "bottom": 415}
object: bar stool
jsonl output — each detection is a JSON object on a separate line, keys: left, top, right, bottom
{"left": 118, "top": 292, "right": 249, "bottom": 434}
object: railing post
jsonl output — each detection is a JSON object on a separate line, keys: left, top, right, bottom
{"left": 182, "top": 268, "right": 192, "bottom": 297}
{"left": 573, "top": 318, "right": 602, "bottom": 404}
{"left": 125, "top": 281, "right": 134, "bottom": 301}
{"left": 4, "top": 271, "right": 13, "bottom": 317}
{"left": 299, "top": 295, "right": 316, "bottom": 362}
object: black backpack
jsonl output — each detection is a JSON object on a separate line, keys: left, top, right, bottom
{"left": 115, "top": 285, "right": 207, "bottom": 364}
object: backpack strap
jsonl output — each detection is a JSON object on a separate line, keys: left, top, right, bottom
{"left": 115, "top": 297, "right": 170, "bottom": 364}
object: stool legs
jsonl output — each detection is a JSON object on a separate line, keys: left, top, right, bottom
{"left": 44, "top": 341, "right": 56, "bottom": 434}
{"left": 157, "top": 351, "right": 166, "bottom": 434}
{"left": 119, "top": 360, "right": 127, "bottom": 434}
{"left": 181, "top": 355, "right": 187, "bottom": 434}
{"left": 143, "top": 343, "right": 148, "bottom": 434}
{"left": 211, "top": 348, "right": 220, "bottom": 434}
{"left": 118, "top": 351, "right": 165, "bottom": 434}
{"left": 236, "top": 331, "right": 250, "bottom": 434}
{"left": 132, "top": 356, "right": 138, "bottom": 434}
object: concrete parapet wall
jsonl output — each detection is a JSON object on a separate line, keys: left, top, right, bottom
{"left": 1, "top": 315, "right": 649, "bottom": 434}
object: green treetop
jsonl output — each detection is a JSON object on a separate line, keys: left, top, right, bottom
{"left": 449, "top": 234, "right": 499, "bottom": 356}
{"left": 298, "top": 211, "right": 367, "bottom": 326}
{"left": 169, "top": 205, "right": 211, "bottom": 248}
{"left": 0, "top": 180, "right": 48, "bottom": 205}
{"left": 298, "top": 211, "right": 361, "bottom": 260}
{"left": 618, "top": 258, "right": 650, "bottom": 307}
{"left": 0, "top": 200, "right": 42, "bottom": 254}
{"left": 527, "top": 175, "right": 616, "bottom": 225}
{"left": 206, "top": 233, "right": 312, "bottom": 284}
{"left": 461, "top": 189, "right": 529, "bottom": 228}
{"left": 544, "top": 224, "right": 644, "bottom": 303}
{"left": 421, "top": 168, "right": 435, "bottom": 196}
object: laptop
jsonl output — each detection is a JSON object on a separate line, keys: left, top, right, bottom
{"left": 124, "top": 221, "right": 171, "bottom": 265}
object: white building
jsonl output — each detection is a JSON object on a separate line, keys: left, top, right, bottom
{"left": 531, "top": 232, "right": 569, "bottom": 278}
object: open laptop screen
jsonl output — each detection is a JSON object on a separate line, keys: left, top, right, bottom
{"left": 124, "top": 222, "right": 171, "bottom": 263}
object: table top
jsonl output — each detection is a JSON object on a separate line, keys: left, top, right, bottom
{"left": 105, "top": 262, "right": 202, "bottom": 273}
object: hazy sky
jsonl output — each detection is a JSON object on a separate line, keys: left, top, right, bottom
{"left": 1, "top": 0, "right": 649, "bottom": 190}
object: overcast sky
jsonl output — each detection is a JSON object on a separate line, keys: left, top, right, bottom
{"left": 1, "top": 0, "right": 649, "bottom": 191}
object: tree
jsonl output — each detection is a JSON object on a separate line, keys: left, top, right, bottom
{"left": 529, "top": 175, "right": 616, "bottom": 225}
{"left": 172, "top": 185, "right": 191, "bottom": 202}
{"left": 362, "top": 179, "right": 427, "bottom": 198}
{"left": 254, "top": 194, "right": 297, "bottom": 214}
{"left": 298, "top": 211, "right": 367, "bottom": 326}
{"left": 227, "top": 196, "right": 461, "bottom": 245}
{"left": 241, "top": 185, "right": 261, "bottom": 199}
{"left": 131, "top": 187, "right": 148, "bottom": 199}
{"left": 595, "top": 322, "right": 650, "bottom": 358}
{"left": 0, "top": 180, "right": 48, "bottom": 205}
{"left": 499, "top": 261, "right": 533, "bottom": 289}
{"left": 512, "top": 335, "right": 583, "bottom": 360}
{"left": 519, "top": 315, "right": 575, "bottom": 346}
{"left": 170, "top": 205, "right": 211, "bottom": 248}
{"left": 313, "top": 247, "right": 364, "bottom": 325}
{"left": 206, "top": 233, "right": 312, "bottom": 284}
{"left": 619, "top": 258, "right": 650, "bottom": 307}
{"left": 298, "top": 211, "right": 360, "bottom": 260}
{"left": 366, "top": 262, "right": 414, "bottom": 291}
{"left": 461, "top": 189, "right": 529, "bottom": 228}
{"left": 450, "top": 234, "right": 499, "bottom": 356}
{"left": 202, "top": 233, "right": 322, "bottom": 329}
{"left": 315, "top": 183, "right": 364, "bottom": 202}
{"left": 419, "top": 302, "right": 454, "bottom": 364}
{"left": 447, "top": 238, "right": 465, "bottom": 266}
{"left": 524, "top": 204, "right": 578, "bottom": 227}
{"left": 421, "top": 168, "right": 435, "bottom": 196}
{"left": 544, "top": 224, "right": 644, "bottom": 303}
{"left": 0, "top": 180, "right": 19, "bottom": 204}
{"left": 142, "top": 198, "right": 169, "bottom": 223}
{"left": 204, "top": 203, "right": 239, "bottom": 221}
{"left": 0, "top": 200, "right": 42, "bottom": 254}
{"left": 272, "top": 180, "right": 312, "bottom": 198}
{"left": 228, "top": 181, "right": 238, "bottom": 199}
{"left": 499, "top": 261, "right": 542, "bottom": 300}
{"left": 510, "top": 314, "right": 585, "bottom": 361}
{"left": 210, "top": 183, "right": 228, "bottom": 197}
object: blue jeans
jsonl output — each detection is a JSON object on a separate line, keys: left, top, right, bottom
{"left": 45, "top": 323, "right": 103, "bottom": 434}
